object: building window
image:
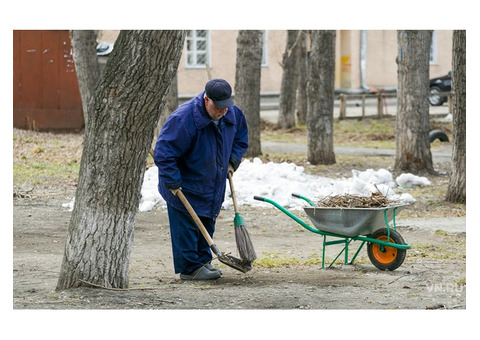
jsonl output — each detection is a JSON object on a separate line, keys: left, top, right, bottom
{"left": 261, "top": 30, "right": 268, "bottom": 67}
{"left": 430, "top": 30, "right": 438, "bottom": 64}
{"left": 186, "top": 30, "right": 210, "bottom": 68}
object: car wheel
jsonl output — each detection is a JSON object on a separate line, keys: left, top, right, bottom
{"left": 429, "top": 86, "right": 445, "bottom": 106}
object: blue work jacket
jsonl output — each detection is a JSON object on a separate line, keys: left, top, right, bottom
{"left": 154, "top": 92, "right": 248, "bottom": 218}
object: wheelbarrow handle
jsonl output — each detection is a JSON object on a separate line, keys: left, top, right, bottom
{"left": 253, "top": 196, "right": 266, "bottom": 202}
{"left": 291, "top": 193, "right": 315, "bottom": 207}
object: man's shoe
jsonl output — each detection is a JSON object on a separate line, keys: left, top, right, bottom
{"left": 205, "top": 263, "right": 222, "bottom": 275}
{"left": 180, "top": 266, "right": 221, "bottom": 280}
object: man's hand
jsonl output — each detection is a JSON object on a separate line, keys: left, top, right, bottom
{"left": 228, "top": 163, "right": 234, "bottom": 177}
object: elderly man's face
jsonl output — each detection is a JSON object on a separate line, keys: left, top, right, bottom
{"left": 204, "top": 96, "right": 228, "bottom": 120}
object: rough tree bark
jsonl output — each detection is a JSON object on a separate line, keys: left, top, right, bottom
{"left": 70, "top": 30, "right": 101, "bottom": 127}
{"left": 234, "top": 30, "right": 263, "bottom": 157}
{"left": 151, "top": 74, "right": 178, "bottom": 151}
{"left": 278, "top": 30, "right": 301, "bottom": 129}
{"left": 159, "top": 74, "right": 179, "bottom": 127}
{"left": 307, "top": 30, "right": 336, "bottom": 165}
{"left": 296, "top": 30, "right": 309, "bottom": 126}
{"left": 446, "top": 30, "right": 466, "bottom": 203}
{"left": 394, "top": 30, "right": 435, "bottom": 175}
{"left": 56, "top": 30, "right": 186, "bottom": 290}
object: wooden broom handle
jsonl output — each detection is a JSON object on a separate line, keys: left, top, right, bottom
{"left": 227, "top": 172, "right": 239, "bottom": 214}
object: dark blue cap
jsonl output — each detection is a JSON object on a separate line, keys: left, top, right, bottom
{"left": 205, "top": 78, "right": 234, "bottom": 110}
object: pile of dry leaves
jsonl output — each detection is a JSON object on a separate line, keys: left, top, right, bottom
{"left": 316, "top": 191, "right": 394, "bottom": 208}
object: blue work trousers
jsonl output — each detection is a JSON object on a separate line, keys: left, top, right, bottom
{"left": 167, "top": 205, "right": 215, "bottom": 274}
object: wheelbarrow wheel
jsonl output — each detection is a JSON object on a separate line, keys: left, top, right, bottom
{"left": 367, "top": 228, "right": 406, "bottom": 271}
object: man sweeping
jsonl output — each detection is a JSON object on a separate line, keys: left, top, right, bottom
{"left": 154, "top": 78, "right": 249, "bottom": 280}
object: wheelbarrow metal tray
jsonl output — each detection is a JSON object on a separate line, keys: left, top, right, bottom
{"left": 303, "top": 205, "right": 408, "bottom": 237}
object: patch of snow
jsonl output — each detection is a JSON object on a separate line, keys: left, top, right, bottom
{"left": 62, "top": 198, "right": 75, "bottom": 212}
{"left": 396, "top": 173, "right": 431, "bottom": 188}
{"left": 62, "top": 158, "right": 428, "bottom": 212}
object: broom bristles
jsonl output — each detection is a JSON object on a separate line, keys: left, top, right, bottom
{"left": 235, "top": 225, "right": 257, "bottom": 263}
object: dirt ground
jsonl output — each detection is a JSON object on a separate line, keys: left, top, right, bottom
{"left": 11, "top": 125, "right": 471, "bottom": 337}
{"left": 13, "top": 194, "right": 466, "bottom": 311}
{"left": 12, "top": 125, "right": 468, "bottom": 311}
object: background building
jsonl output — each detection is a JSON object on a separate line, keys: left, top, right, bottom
{"left": 14, "top": 30, "right": 453, "bottom": 130}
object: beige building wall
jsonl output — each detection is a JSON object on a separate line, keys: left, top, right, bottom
{"left": 367, "top": 30, "right": 398, "bottom": 87}
{"left": 97, "top": 30, "right": 453, "bottom": 96}
{"left": 430, "top": 30, "right": 454, "bottom": 77}
{"left": 177, "top": 30, "right": 235, "bottom": 95}
{"left": 176, "top": 30, "right": 286, "bottom": 96}
{"left": 367, "top": 30, "right": 452, "bottom": 88}
{"left": 337, "top": 30, "right": 452, "bottom": 90}
{"left": 260, "top": 30, "right": 286, "bottom": 92}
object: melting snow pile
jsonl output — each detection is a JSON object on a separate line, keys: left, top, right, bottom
{"left": 63, "top": 158, "right": 430, "bottom": 212}
{"left": 136, "top": 158, "right": 427, "bottom": 212}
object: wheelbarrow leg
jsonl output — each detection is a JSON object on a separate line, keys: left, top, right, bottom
{"left": 322, "top": 236, "right": 352, "bottom": 269}
{"left": 328, "top": 239, "right": 348, "bottom": 269}
{"left": 322, "top": 236, "right": 326, "bottom": 269}
{"left": 321, "top": 236, "right": 368, "bottom": 268}
{"left": 349, "top": 241, "right": 366, "bottom": 265}
{"left": 345, "top": 239, "right": 350, "bottom": 265}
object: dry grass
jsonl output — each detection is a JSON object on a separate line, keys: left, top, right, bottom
{"left": 13, "top": 129, "right": 83, "bottom": 198}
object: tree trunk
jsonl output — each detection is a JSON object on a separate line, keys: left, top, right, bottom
{"left": 152, "top": 74, "right": 178, "bottom": 151}
{"left": 234, "top": 30, "right": 263, "bottom": 157}
{"left": 70, "top": 30, "right": 101, "bottom": 127}
{"left": 277, "top": 30, "right": 301, "bottom": 129}
{"left": 307, "top": 30, "right": 336, "bottom": 165}
{"left": 446, "top": 30, "right": 466, "bottom": 203}
{"left": 296, "top": 30, "right": 309, "bottom": 126}
{"left": 160, "top": 74, "right": 179, "bottom": 127}
{"left": 56, "top": 30, "right": 186, "bottom": 290}
{"left": 394, "top": 30, "right": 436, "bottom": 175}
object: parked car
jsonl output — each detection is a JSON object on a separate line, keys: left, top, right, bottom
{"left": 429, "top": 71, "right": 451, "bottom": 106}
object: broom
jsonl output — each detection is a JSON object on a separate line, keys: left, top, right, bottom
{"left": 228, "top": 172, "right": 257, "bottom": 264}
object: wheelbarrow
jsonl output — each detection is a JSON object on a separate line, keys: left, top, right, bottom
{"left": 253, "top": 193, "right": 411, "bottom": 271}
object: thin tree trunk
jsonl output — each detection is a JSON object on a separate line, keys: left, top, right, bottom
{"left": 446, "top": 30, "right": 466, "bottom": 203}
{"left": 152, "top": 74, "right": 178, "bottom": 151}
{"left": 296, "top": 30, "right": 308, "bottom": 125}
{"left": 307, "top": 30, "right": 336, "bottom": 165}
{"left": 394, "top": 30, "right": 435, "bottom": 175}
{"left": 278, "top": 30, "right": 300, "bottom": 129}
{"left": 57, "top": 30, "right": 186, "bottom": 290}
{"left": 235, "top": 30, "right": 263, "bottom": 157}
{"left": 70, "top": 30, "right": 101, "bottom": 127}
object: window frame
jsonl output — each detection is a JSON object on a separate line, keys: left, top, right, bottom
{"left": 185, "top": 30, "right": 211, "bottom": 69}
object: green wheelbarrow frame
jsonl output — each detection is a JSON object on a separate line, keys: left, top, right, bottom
{"left": 253, "top": 194, "right": 411, "bottom": 270}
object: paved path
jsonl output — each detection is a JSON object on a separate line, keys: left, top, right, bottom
{"left": 262, "top": 141, "right": 452, "bottom": 164}
{"left": 398, "top": 217, "right": 466, "bottom": 233}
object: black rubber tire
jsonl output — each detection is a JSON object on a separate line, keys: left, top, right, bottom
{"left": 429, "top": 129, "right": 449, "bottom": 143}
{"left": 367, "top": 228, "right": 407, "bottom": 271}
